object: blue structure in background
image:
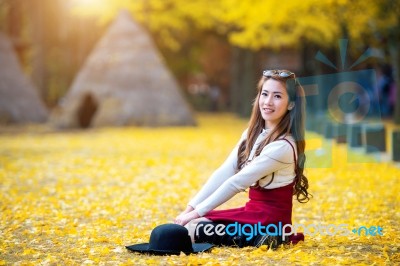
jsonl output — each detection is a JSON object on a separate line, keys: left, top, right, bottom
{"left": 299, "top": 39, "right": 385, "bottom": 166}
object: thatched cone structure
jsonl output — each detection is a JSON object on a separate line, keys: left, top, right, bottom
{"left": 50, "top": 10, "right": 195, "bottom": 128}
{"left": 0, "top": 33, "right": 48, "bottom": 124}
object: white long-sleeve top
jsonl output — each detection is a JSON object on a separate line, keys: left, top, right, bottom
{"left": 188, "top": 128, "right": 297, "bottom": 216}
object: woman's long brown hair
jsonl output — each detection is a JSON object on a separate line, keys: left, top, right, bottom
{"left": 236, "top": 72, "right": 311, "bottom": 203}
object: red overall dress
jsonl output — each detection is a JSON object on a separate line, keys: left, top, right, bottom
{"left": 204, "top": 138, "right": 304, "bottom": 244}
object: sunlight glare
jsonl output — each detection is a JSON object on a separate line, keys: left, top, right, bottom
{"left": 70, "top": 0, "right": 111, "bottom": 15}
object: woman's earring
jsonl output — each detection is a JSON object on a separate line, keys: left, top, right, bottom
{"left": 288, "top": 103, "right": 295, "bottom": 110}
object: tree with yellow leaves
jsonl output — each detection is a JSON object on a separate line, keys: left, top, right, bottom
{"left": 2, "top": 0, "right": 399, "bottom": 120}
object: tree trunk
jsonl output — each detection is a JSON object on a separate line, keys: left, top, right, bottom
{"left": 6, "top": 0, "right": 25, "bottom": 64}
{"left": 240, "top": 49, "right": 256, "bottom": 117}
{"left": 229, "top": 46, "right": 242, "bottom": 114}
{"left": 7, "top": 0, "right": 21, "bottom": 41}
{"left": 229, "top": 46, "right": 257, "bottom": 117}
{"left": 389, "top": 30, "right": 400, "bottom": 124}
{"left": 29, "top": 0, "right": 47, "bottom": 101}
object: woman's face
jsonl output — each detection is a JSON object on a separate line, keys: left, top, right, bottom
{"left": 258, "top": 79, "right": 290, "bottom": 129}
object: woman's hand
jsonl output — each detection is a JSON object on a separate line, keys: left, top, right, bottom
{"left": 177, "top": 205, "right": 194, "bottom": 217}
{"left": 174, "top": 205, "right": 193, "bottom": 225}
{"left": 174, "top": 210, "right": 200, "bottom": 226}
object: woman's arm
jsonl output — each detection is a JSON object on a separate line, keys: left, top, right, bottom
{"left": 194, "top": 140, "right": 294, "bottom": 216}
{"left": 186, "top": 129, "right": 248, "bottom": 209}
{"left": 174, "top": 131, "right": 244, "bottom": 226}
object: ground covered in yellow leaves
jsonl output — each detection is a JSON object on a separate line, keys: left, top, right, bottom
{"left": 1, "top": 114, "right": 399, "bottom": 265}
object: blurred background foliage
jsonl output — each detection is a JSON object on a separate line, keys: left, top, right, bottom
{"left": 0, "top": 0, "right": 399, "bottom": 121}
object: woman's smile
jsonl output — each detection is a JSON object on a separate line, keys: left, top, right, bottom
{"left": 262, "top": 107, "right": 274, "bottom": 113}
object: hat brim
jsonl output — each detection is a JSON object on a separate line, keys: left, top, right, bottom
{"left": 191, "top": 242, "right": 215, "bottom": 253}
{"left": 125, "top": 242, "right": 215, "bottom": 255}
{"left": 126, "top": 243, "right": 150, "bottom": 253}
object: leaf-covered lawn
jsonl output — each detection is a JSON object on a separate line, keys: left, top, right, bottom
{"left": 1, "top": 114, "right": 399, "bottom": 265}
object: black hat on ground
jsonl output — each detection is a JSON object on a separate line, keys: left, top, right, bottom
{"left": 125, "top": 223, "right": 214, "bottom": 255}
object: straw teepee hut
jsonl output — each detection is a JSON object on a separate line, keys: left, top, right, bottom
{"left": 51, "top": 10, "right": 195, "bottom": 128}
{"left": 0, "top": 32, "right": 48, "bottom": 124}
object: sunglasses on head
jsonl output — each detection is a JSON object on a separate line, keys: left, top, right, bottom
{"left": 262, "top": 70, "right": 295, "bottom": 78}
